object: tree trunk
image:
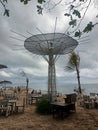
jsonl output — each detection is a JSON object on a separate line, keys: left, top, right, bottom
{"left": 76, "top": 67, "right": 81, "bottom": 94}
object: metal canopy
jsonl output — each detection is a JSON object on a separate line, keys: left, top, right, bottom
{"left": 24, "top": 33, "right": 78, "bottom": 55}
{"left": 24, "top": 33, "right": 78, "bottom": 102}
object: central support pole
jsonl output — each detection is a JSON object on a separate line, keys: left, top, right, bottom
{"left": 48, "top": 52, "right": 57, "bottom": 102}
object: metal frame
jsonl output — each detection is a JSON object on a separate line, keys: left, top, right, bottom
{"left": 24, "top": 33, "right": 78, "bottom": 101}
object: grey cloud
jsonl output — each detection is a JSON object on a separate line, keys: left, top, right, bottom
{"left": 0, "top": 0, "right": 98, "bottom": 87}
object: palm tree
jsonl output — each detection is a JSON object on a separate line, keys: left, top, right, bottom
{"left": 66, "top": 51, "right": 82, "bottom": 94}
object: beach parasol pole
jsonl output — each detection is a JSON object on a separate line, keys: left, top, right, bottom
{"left": 26, "top": 77, "right": 29, "bottom": 104}
{"left": 26, "top": 78, "right": 29, "bottom": 94}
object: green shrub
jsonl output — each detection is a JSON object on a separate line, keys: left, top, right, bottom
{"left": 36, "top": 98, "right": 51, "bottom": 115}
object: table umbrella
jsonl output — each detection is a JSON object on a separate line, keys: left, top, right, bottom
{"left": 0, "top": 80, "right": 12, "bottom": 88}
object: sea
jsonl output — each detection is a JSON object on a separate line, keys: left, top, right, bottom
{"left": 28, "top": 83, "right": 98, "bottom": 96}
{"left": 6, "top": 83, "right": 98, "bottom": 96}
{"left": 56, "top": 83, "right": 98, "bottom": 95}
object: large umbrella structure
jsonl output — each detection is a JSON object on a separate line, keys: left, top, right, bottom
{"left": 0, "top": 64, "right": 7, "bottom": 69}
{"left": 24, "top": 33, "right": 78, "bottom": 101}
{"left": 0, "top": 80, "right": 12, "bottom": 88}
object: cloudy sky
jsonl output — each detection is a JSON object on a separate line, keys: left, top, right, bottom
{"left": 0, "top": 0, "right": 98, "bottom": 90}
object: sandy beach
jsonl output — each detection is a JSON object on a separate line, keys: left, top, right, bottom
{"left": 0, "top": 89, "right": 98, "bottom": 130}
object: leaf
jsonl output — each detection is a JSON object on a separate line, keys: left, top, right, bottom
{"left": 70, "top": 5, "right": 74, "bottom": 10}
{"left": 64, "top": 13, "right": 70, "bottom": 17}
{"left": 37, "top": 0, "right": 45, "bottom": 4}
{"left": 80, "top": 0, "right": 84, "bottom": 2}
{"left": 24, "top": 0, "right": 28, "bottom": 4}
{"left": 74, "top": 30, "right": 82, "bottom": 38}
{"left": 73, "top": 10, "right": 81, "bottom": 18}
{"left": 66, "top": 66, "right": 74, "bottom": 72}
{"left": 69, "top": 19, "right": 77, "bottom": 28}
{"left": 3, "top": 9, "right": 9, "bottom": 17}
{"left": 25, "top": 0, "right": 31, "bottom": 4}
{"left": 37, "top": 5, "right": 43, "bottom": 14}
{"left": 20, "top": 0, "right": 24, "bottom": 2}
{"left": 3, "top": 0, "right": 7, "bottom": 2}
{"left": 83, "top": 22, "right": 94, "bottom": 33}
{"left": 20, "top": 0, "right": 30, "bottom": 4}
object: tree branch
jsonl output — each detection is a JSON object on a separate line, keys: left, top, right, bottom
{"left": 69, "top": 0, "right": 92, "bottom": 34}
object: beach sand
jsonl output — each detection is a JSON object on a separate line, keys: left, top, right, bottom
{"left": 0, "top": 89, "right": 98, "bottom": 130}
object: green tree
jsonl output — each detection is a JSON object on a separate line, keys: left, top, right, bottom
{"left": 66, "top": 51, "right": 82, "bottom": 94}
{"left": 0, "top": 0, "right": 98, "bottom": 37}
{"left": 0, "top": 0, "right": 45, "bottom": 16}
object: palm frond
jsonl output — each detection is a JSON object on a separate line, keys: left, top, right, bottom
{"left": 65, "top": 65, "right": 74, "bottom": 72}
{"left": 68, "top": 51, "right": 80, "bottom": 67}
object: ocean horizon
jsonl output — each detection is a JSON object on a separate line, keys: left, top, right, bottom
{"left": 27, "top": 83, "right": 98, "bottom": 95}
{"left": 3, "top": 83, "right": 98, "bottom": 96}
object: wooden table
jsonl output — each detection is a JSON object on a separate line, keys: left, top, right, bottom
{"left": 51, "top": 102, "right": 76, "bottom": 119}
{"left": 31, "top": 95, "right": 42, "bottom": 104}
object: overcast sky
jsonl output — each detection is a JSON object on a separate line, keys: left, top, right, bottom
{"left": 0, "top": 0, "right": 98, "bottom": 90}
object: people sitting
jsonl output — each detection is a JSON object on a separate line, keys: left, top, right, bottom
{"left": 38, "top": 90, "right": 41, "bottom": 95}
{"left": 95, "top": 94, "right": 98, "bottom": 102}
{"left": 31, "top": 89, "right": 34, "bottom": 94}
